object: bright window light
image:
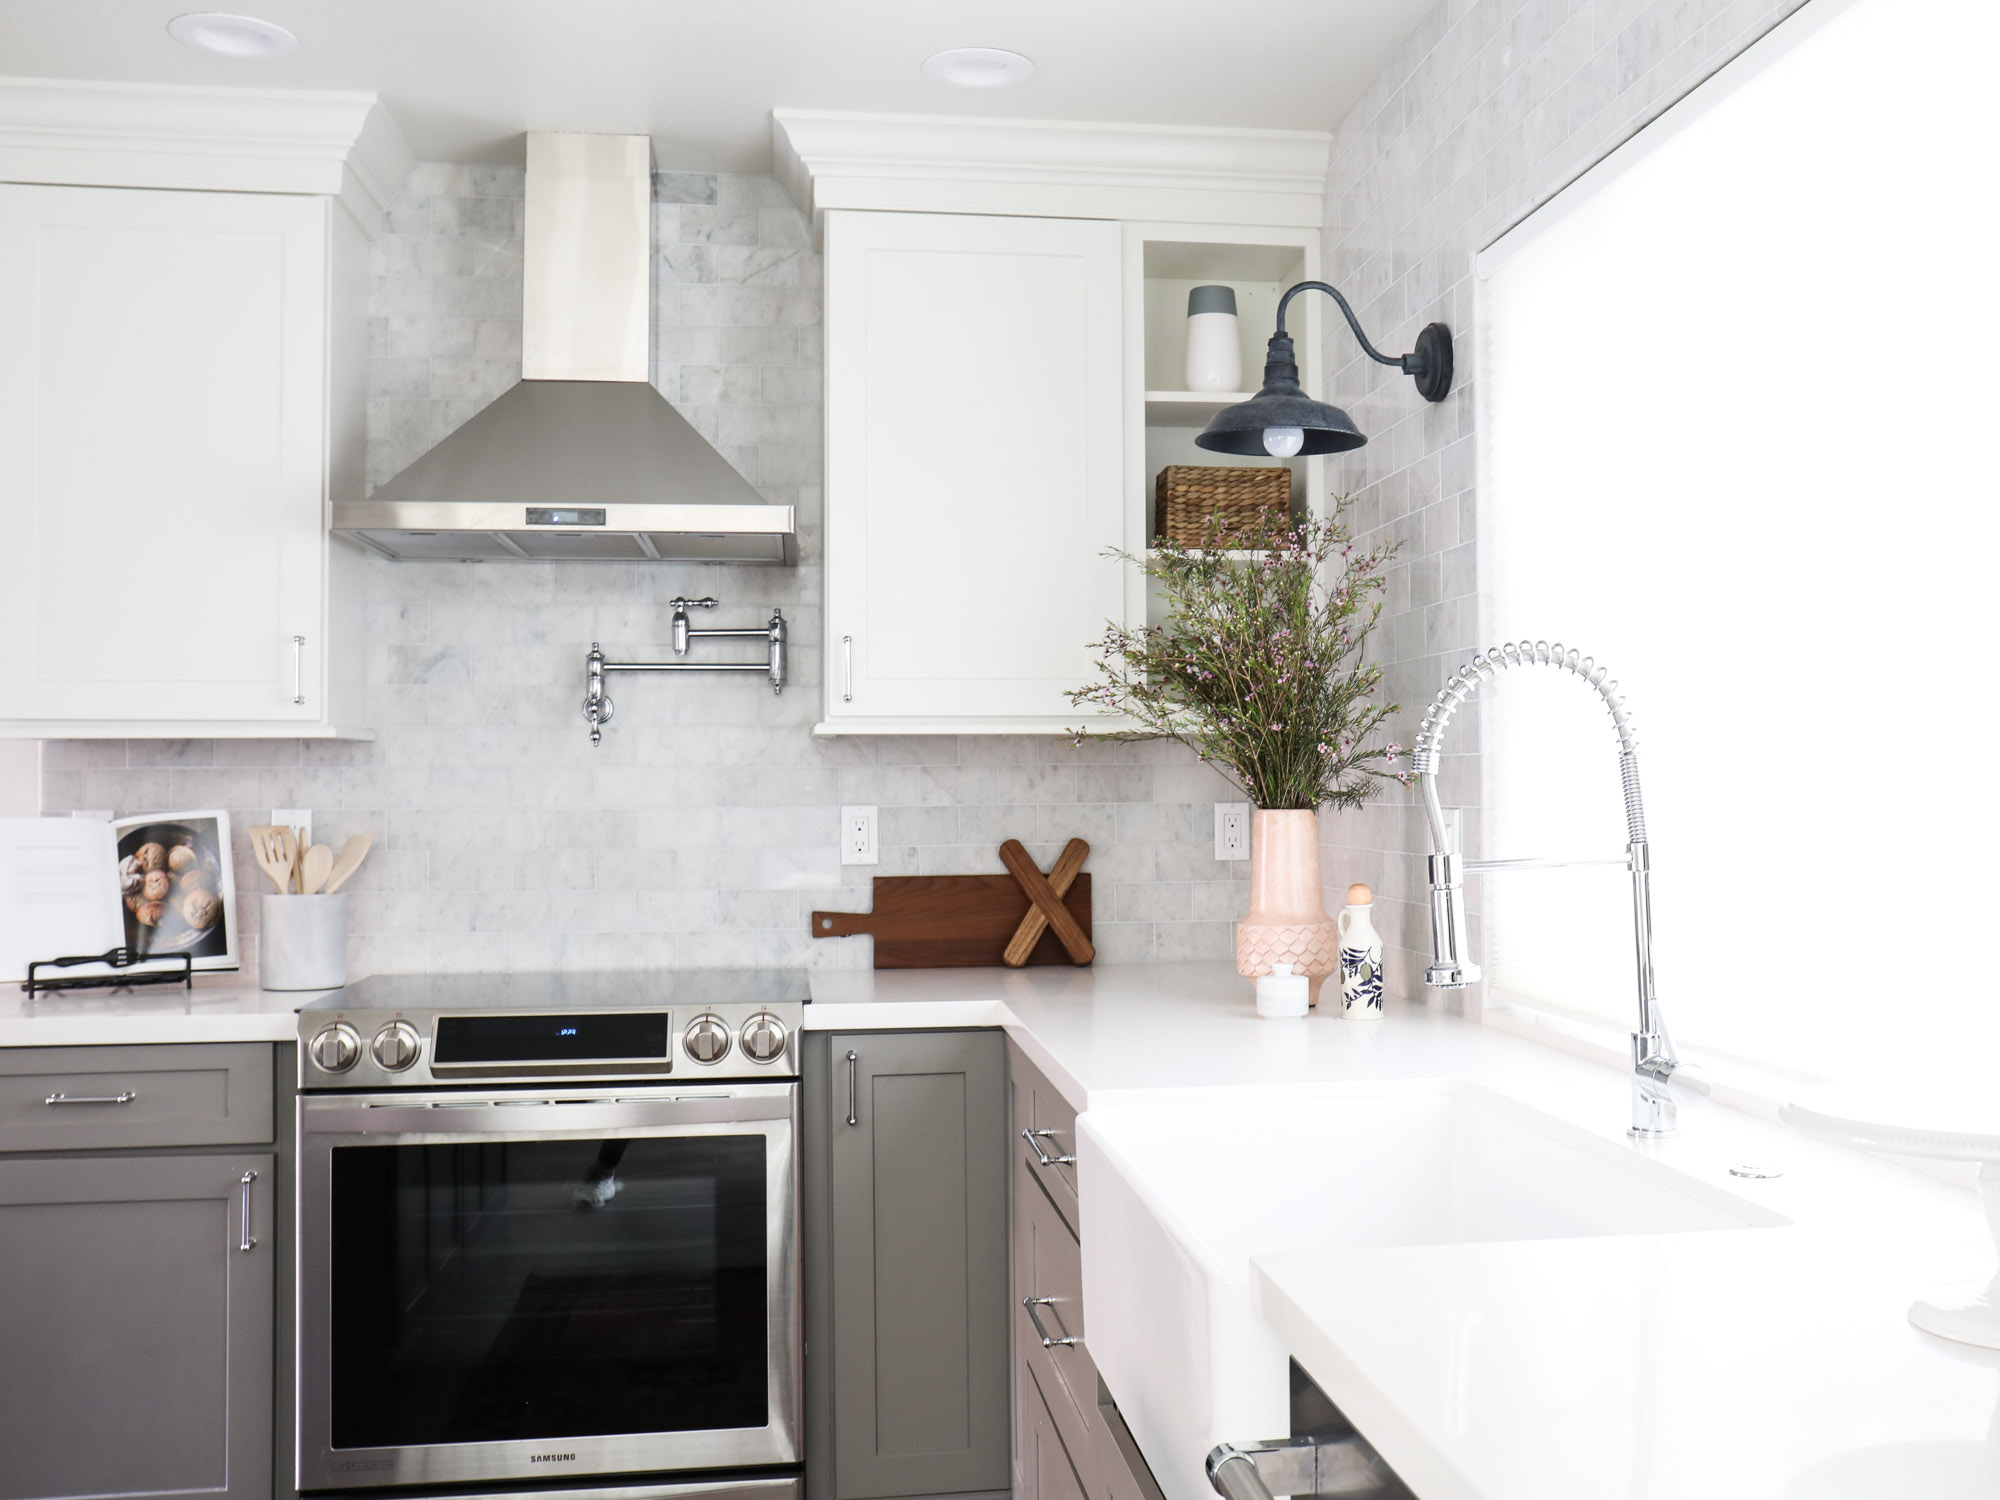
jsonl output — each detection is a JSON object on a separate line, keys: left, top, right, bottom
{"left": 1474, "top": 0, "right": 2000, "bottom": 1084}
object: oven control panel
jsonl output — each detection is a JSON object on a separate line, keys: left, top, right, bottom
{"left": 298, "top": 1002, "right": 802, "bottom": 1089}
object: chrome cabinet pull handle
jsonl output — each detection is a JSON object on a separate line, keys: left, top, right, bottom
{"left": 44, "top": 1091, "right": 137, "bottom": 1106}
{"left": 1021, "top": 1127, "right": 1076, "bottom": 1167}
{"left": 841, "top": 636, "right": 853, "bottom": 703}
{"left": 1023, "top": 1296, "right": 1081, "bottom": 1349}
{"left": 291, "top": 635, "right": 306, "bottom": 705}
{"left": 237, "top": 1170, "right": 258, "bottom": 1252}
{"left": 845, "top": 1049, "right": 858, "bottom": 1127}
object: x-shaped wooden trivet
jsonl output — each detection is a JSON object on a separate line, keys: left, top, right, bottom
{"left": 999, "top": 838, "right": 1093, "bottom": 967}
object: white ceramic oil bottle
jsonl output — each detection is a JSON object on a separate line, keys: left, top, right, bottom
{"left": 1336, "top": 883, "right": 1385, "bottom": 1019}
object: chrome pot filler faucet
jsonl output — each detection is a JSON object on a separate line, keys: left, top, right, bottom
{"left": 1412, "top": 641, "right": 1705, "bottom": 1138}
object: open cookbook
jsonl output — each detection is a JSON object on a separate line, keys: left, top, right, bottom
{"left": 0, "top": 811, "right": 240, "bottom": 984}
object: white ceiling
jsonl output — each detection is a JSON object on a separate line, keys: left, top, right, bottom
{"left": 0, "top": 0, "right": 1441, "bottom": 173}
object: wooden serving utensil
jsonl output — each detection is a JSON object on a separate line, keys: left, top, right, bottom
{"left": 275, "top": 826, "right": 301, "bottom": 894}
{"left": 321, "top": 833, "right": 373, "bottom": 895}
{"left": 998, "top": 839, "right": 1095, "bottom": 965}
{"left": 300, "top": 843, "right": 334, "bottom": 896}
{"left": 247, "top": 826, "right": 292, "bottom": 895}
{"left": 1002, "top": 838, "right": 1090, "bottom": 967}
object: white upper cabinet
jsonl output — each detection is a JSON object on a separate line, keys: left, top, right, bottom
{"left": 0, "top": 186, "right": 343, "bottom": 728}
{"left": 783, "top": 112, "right": 1329, "bottom": 734}
{"left": 823, "top": 210, "right": 1125, "bottom": 731}
{"left": 0, "top": 80, "right": 405, "bottom": 738}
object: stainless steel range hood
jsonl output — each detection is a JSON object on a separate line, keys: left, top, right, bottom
{"left": 333, "top": 133, "right": 796, "bottom": 565}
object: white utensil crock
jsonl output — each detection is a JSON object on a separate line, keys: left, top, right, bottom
{"left": 260, "top": 892, "right": 347, "bottom": 991}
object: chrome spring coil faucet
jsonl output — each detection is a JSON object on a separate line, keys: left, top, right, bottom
{"left": 1412, "top": 641, "right": 1703, "bottom": 1137}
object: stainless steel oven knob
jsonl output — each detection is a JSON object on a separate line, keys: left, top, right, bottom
{"left": 371, "top": 1021, "right": 421, "bottom": 1071}
{"left": 740, "top": 1011, "right": 789, "bottom": 1063}
{"left": 309, "top": 1022, "right": 361, "bottom": 1073}
{"left": 684, "top": 1013, "right": 732, "bottom": 1065}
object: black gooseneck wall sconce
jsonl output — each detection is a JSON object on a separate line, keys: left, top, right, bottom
{"left": 1194, "top": 281, "right": 1453, "bottom": 458}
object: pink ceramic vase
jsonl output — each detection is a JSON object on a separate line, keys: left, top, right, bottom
{"left": 1235, "top": 808, "right": 1341, "bottom": 1006}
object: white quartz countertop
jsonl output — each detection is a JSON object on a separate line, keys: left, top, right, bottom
{"left": 0, "top": 979, "right": 321, "bottom": 1046}
{"left": 4, "top": 960, "right": 1994, "bottom": 1497}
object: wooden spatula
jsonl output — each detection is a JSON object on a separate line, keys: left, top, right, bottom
{"left": 1002, "top": 838, "right": 1090, "bottom": 967}
{"left": 321, "top": 833, "right": 373, "bottom": 895}
{"left": 300, "top": 843, "right": 334, "bottom": 896}
{"left": 247, "top": 826, "right": 292, "bottom": 895}
{"left": 275, "top": 826, "right": 301, "bottom": 895}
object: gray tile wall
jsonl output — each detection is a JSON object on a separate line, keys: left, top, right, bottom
{"left": 42, "top": 166, "right": 1245, "bottom": 978}
{"left": 1314, "top": 0, "right": 1806, "bottom": 1006}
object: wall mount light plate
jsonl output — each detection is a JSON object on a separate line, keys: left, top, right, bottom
{"left": 921, "top": 47, "right": 1036, "bottom": 88}
{"left": 166, "top": 12, "right": 300, "bottom": 59}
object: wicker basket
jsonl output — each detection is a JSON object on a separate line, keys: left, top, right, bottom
{"left": 1153, "top": 465, "right": 1292, "bottom": 545}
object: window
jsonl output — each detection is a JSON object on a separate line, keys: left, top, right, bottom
{"left": 1474, "top": 0, "right": 1999, "bottom": 1082}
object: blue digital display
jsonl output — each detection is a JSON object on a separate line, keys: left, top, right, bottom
{"left": 433, "top": 1012, "right": 669, "bottom": 1064}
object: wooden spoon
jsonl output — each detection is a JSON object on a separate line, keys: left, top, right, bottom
{"left": 247, "top": 826, "right": 291, "bottom": 895}
{"left": 300, "top": 843, "right": 334, "bottom": 896}
{"left": 321, "top": 833, "right": 374, "bottom": 895}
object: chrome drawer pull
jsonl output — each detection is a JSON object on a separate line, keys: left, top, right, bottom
{"left": 845, "top": 1050, "right": 859, "bottom": 1127}
{"left": 291, "top": 634, "right": 306, "bottom": 705}
{"left": 1023, "top": 1296, "right": 1081, "bottom": 1350}
{"left": 238, "top": 1170, "right": 258, "bottom": 1252}
{"left": 1021, "top": 1127, "right": 1075, "bottom": 1167}
{"left": 44, "top": 1091, "right": 137, "bottom": 1106}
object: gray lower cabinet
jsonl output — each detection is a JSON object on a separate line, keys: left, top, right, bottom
{"left": 1025, "top": 1370, "right": 1089, "bottom": 1500}
{"left": 0, "top": 1151, "right": 275, "bottom": 1500}
{"left": 1009, "top": 1041, "right": 1166, "bottom": 1500}
{"left": 810, "top": 1030, "right": 1010, "bottom": 1500}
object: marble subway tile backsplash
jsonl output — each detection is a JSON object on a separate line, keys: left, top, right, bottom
{"left": 41, "top": 164, "right": 1248, "bottom": 978}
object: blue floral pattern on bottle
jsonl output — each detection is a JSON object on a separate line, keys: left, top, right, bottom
{"left": 1340, "top": 944, "right": 1383, "bottom": 1014}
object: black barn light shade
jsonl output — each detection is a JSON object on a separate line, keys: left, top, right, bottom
{"left": 1194, "top": 281, "right": 1453, "bottom": 458}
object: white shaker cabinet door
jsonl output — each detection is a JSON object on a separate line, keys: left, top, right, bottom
{"left": 0, "top": 185, "right": 329, "bottom": 724}
{"left": 824, "top": 211, "right": 1125, "bottom": 729}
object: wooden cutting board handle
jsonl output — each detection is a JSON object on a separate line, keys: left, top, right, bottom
{"left": 1002, "top": 839, "right": 1090, "bottom": 967}
{"left": 811, "top": 910, "right": 875, "bottom": 938}
{"left": 999, "top": 839, "right": 1095, "bottom": 965}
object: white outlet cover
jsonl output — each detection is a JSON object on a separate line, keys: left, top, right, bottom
{"left": 1215, "top": 802, "right": 1251, "bottom": 861}
{"left": 272, "top": 808, "right": 311, "bottom": 846}
{"left": 839, "top": 804, "right": 878, "bottom": 866}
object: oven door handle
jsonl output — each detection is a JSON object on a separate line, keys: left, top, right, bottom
{"left": 299, "top": 1086, "right": 798, "bottom": 1137}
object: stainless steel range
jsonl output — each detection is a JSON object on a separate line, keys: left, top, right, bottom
{"left": 294, "top": 971, "right": 805, "bottom": 1498}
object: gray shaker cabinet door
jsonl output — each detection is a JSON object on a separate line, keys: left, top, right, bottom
{"left": 828, "top": 1031, "right": 1009, "bottom": 1500}
{"left": 0, "top": 1153, "right": 274, "bottom": 1500}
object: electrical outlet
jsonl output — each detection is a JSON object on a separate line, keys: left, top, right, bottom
{"left": 839, "top": 805, "right": 878, "bottom": 866}
{"left": 1215, "top": 802, "right": 1251, "bottom": 861}
{"left": 272, "top": 808, "right": 311, "bottom": 845}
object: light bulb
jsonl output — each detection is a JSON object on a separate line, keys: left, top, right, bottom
{"left": 1263, "top": 426, "right": 1305, "bottom": 457}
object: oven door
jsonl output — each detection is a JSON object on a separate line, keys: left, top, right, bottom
{"left": 297, "top": 1083, "right": 799, "bottom": 1492}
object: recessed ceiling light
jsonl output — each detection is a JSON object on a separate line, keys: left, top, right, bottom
{"left": 166, "top": 13, "right": 299, "bottom": 59}
{"left": 921, "top": 48, "right": 1036, "bottom": 89}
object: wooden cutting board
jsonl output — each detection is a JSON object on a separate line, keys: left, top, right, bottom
{"left": 811, "top": 875, "right": 1092, "bottom": 969}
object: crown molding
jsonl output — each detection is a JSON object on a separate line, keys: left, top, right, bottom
{"left": 773, "top": 109, "right": 1329, "bottom": 235}
{"left": 0, "top": 77, "right": 414, "bottom": 233}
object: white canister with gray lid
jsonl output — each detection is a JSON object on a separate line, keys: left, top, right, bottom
{"left": 260, "top": 892, "right": 348, "bottom": 991}
{"left": 1184, "top": 285, "right": 1243, "bottom": 393}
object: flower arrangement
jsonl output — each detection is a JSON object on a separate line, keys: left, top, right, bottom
{"left": 1068, "top": 503, "right": 1405, "bottom": 811}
